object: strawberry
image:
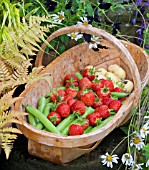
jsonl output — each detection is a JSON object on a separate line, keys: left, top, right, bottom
{"left": 87, "top": 112, "right": 102, "bottom": 126}
{"left": 81, "top": 119, "right": 90, "bottom": 130}
{"left": 79, "top": 77, "right": 93, "bottom": 90}
{"left": 64, "top": 74, "right": 78, "bottom": 84}
{"left": 109, "top": 100, "right": 122, "bottom": 112}
{"left": 92, "top": 79, "right": 104, "bottom": 92}
{"left": 92, "top": 97, "right": 103, "bottom": 109}
{"left": 67, "top": 98, "right": 76, "bottom": 107}
{"left": 56, "top": 103, "right": 70, "bottom": 117}
{"left": 82, "top": 68, "right": 95, "bottom": 81}
{"left": 80, "top": 90, "right": 95, "bottom": 106}
{"left": 97, "top": 86, "right": 111, "bottom": 99}
{"left": 102, "top": 96, "right": 114, "bottom": 106}
{"left": 49, "top": 92, "right": 58, "bottom": 103}
{"left": 65, "top": 81, "right": 79, "bottom": 88}
{"left": 57, "top": 89, "right": 66, "bottom": 97}
{"left": 61, "top": 95, "right": 72, "bottom": 103}
{"left": 70, "top": 100, "right": 86, "bottom": 115}
{"left": 101, "top": 79, "right": 114, "bottom": 91}
{"left": 47, "top": 112, "right": 61, "bottom": 125}
{"left": 95, "top": 105, "right": 110, "bottom": 118}
{"left": 68, "top": 124, "right": 84, "bottom": 136}
{"left": 65, "top": 86, "right": 79, "bottom": 98}
{"left": 113, "top": 87, "right": 125, "bottom": 93}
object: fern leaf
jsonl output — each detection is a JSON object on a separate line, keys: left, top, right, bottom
{"left": 0, "top": 127, "right": 22, "bottom": 134}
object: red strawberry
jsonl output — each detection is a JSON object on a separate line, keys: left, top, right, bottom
{"left": 87, "top": 112, "right": 102, "bottom": 126}
{"left": 56, "top": 103, "right": 70, "bottom": 117}
{"left": 47, "top": 112, "right": 61, "bottom": 125}
{"left": 113, "top": 87, "right": 125, "bottom": 92}
{"left": 97, "top": 87, "right": 111, "bottom": 99}
{"left": 95, "top": 105, "right": 110, "bottom": 118}
{"left": 101, "top": 79, "right": 114, "bottom": 91}
{"left": 57, "top": 90, "right": 66, "bottom": 97}
{"left": 77, "top": 90, "right": 83, "bottom": 100}
{"left": 65, "top": 81, "right": 79, "bottom": 88}
{"left": 64, "top": 74, "right": 78, "bottom": 84}
{"left": 67, "top": 98, "right": 76, "bottom": 106}
{"left": 79, "top": 77, "right": 93, "bottom": 90}
{"left": 70, "top": 100, "right": 86, "bottom": 115}
{"left": 65, "top": 86, "right": 79, "bottom": 98}
{"left": 102, "top": 96, "right": 114, "bottom": 106}
{"left": 81, "top": 119, "right": 90, "bottom": 130}
{"left": 92, "top": 97, "right": 103, "bottom": 109}
{"left": 68, "top": 124, "right": 84, "bottom": 136}
{"left": 80, "top": 91, "right": 95, "bottom": 106}
{"left": 82, "top": 68, "right": 95, "bottom": 81}
{"left": 49, "top": 92, "right": 58, "bottom": 103}
{"left": 109, "top": 100, "right": 122, "bottom": 112}
{"left": 61, "top": 95, "right": 72, "bottom": 102}
{"left": 92, "top": 79, "right": 104, "bottom": 92}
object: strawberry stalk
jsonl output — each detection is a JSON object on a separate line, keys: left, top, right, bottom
{"left": 61, "top": 107, "right": 95, "bottom": 135}
{"left": 45, "top": 86, "right": 66, "bottom": 98}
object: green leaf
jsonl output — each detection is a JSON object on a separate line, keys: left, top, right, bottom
{"left": 60, "top": 35, "right": 69, "bottom": 47}
{"left": 58, "top": 44, "right": 65, "bottom": 54}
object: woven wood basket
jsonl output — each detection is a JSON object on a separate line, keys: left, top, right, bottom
{"left": 15, "top": 25, "right": 149, "bottom": 165}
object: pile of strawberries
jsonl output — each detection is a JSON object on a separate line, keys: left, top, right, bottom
{"left": 47, "top": 66, "right": 127, "bottom": 136}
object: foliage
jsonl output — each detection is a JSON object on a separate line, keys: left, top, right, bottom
{"left": 0, "top": 15, "right": 56, "bottom": 159}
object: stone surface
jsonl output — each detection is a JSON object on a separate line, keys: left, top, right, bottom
{"left": 0, "top": 128, "right": 127, "bottom": 170}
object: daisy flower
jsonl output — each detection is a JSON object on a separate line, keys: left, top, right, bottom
{"left": 140, "top": 123, "right": 149, "bottom": 138}
{"left": 67, "top": 32, "right": 83, "bottom": 41}
{"left": 52, "top": 11, "right": 65, "bottom": 23}
{"left": 146, "top": 159, "right": 149, "bottom": 167}
{"left": 101, "top": 152, "right": 119, "bottom": 168}
{"left": 130, "top": 163, "right": 144, "bottom": 170}
{"left": 130, "top": 133, "right": 145, "bottom": 150}
{"left": 77, "top": 17, "right": 92, "bottom": 27}
{"left": 121, "top": 153, "right": 133, "bottom": 166}
{"left": 89, "top": 35, "right": 100, "bottom": 49}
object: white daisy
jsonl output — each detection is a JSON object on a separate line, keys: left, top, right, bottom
{"left": 121, "top": 153, "right": 133, "bottom": 166}
{"left": 130, "top": 163, "right": 144, "bottom": 170}
{"left": 77, "top": 17, "right": 92, "bottom": 27}
{"left": 89, "top": 35, "right": 100, "bottom": 49}
{"left": 140, "top": 123, "right": 149, "bottom": 138}
{"left": 130, "top": 133, "right": 145, "bottom": 150}
{"left": 67, "top": 32, "right": 83, "bottom": 41}
{"left": 146, "top": 159, "right": 149, "bottom": 167}
{"left": 101, "top": 152, "right": 119, "bottom": 168}
{"left": 52, "top": 11, "right": 65, "bottom": 23}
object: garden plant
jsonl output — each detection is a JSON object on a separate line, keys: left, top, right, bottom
{"left": 0, "top": 0, "right": 149, "bottom": 169}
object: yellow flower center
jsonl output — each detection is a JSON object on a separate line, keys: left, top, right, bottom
{"left": 106, "top": 155, "right": 112, "bottom": 161}
{"left": 59, "top": 14, "right": 64, "bottom": 20}
{"left": 133, "top": 137, "right": 141, "bottom": 144}
{"left": 82, "top": 22, "right": 89, "bottom": 26}
{"left": 71, "top": 33, "right": 77, "bottom": 38}
{"left": 142, "top": 127, "right": 146, "bottom": 133}
{"left": 125, "top": 154, "right": 130, "bottom": 159}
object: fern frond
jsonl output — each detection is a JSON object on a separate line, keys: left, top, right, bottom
{"left": 0, "top": 127, "right": 22, "bottom": 134}
{"left": 0, "top": 133, "right": 18, "bottom": 159}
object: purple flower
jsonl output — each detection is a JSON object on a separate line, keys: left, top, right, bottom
{"left": 131, "top": 18, "right": 136, "bottom": 25}
{"left": 145, "top": 45, "right": 149, "bottom": 50}
{"left": 136, "top": 28, "right": 143, "bottom": 35}
{"left": 136, "top": 0, "right": 142, "bottom": 6}
{"left": 141, "top": 22, "right": 146, "bottom": 29}
{"left": 145, "top": 2, "right": 149, "bottom": 7}
{"left": 138, "top": 35, "right": 143, "bottom": 42}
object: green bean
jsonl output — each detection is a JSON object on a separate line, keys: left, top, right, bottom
{"left": 111, "top": 92, "right": 129, "bottom": 98}
{"left": 28, "top": 114, "right": 37, "bottom": 127}
{"left": 25, "top": 105, "right": 61, "bottom": 134}
{"left": 75, "top": 72, "right": 83, "bottom": 80}
{"left": 84, "top": 126, "right": 93, "bottom": 134}
{"left": 36, "top": 103, "right": 53, "bottom": 130}
{"left": 38, "top": 96, "right": 46, "bottom": 112}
